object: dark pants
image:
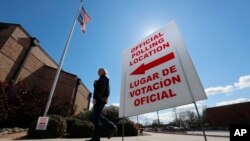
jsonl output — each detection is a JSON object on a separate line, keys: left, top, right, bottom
{"left": 91, "top": 100, "right": 115, "bottom": 140}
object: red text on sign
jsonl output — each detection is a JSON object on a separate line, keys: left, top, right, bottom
{"left": 134, "top": 89, "right": 176, "bottom": 106}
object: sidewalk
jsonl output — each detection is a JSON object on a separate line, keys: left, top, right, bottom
{"left": 186, "top": 130, "right": 229, "bottom": 137}
{"left": 0, "top": 132, "right": 229, "bottom": 141}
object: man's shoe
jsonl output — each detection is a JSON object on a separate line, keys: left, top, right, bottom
{"left": 107, "top": 126, "right": 118, "bottom": 139}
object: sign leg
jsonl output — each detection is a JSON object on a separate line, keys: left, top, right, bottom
{"left": 175, "top": 47, "right": 207, "bottom": 141}
{"left": 193, "top": 102, "right": 207, "bottom": 141}
{"left": 122, "top": 118, "right": 125, "bottom": 141}
{"left": 157, "top": 110, "right": 160, "bottom": 132}
{"left": 137, "top": 115, "right": 139, "bottom": 124}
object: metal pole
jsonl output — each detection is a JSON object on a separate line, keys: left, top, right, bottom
{"left": 174, "top": 108, "right": 179, "bottom": 128}
{"left": 122, "top": 72, "right": 127, "bottom": 141}
{"left": 174, "top": 48, "right": 207, "bottom": 141}
{"left": 137, "top": 115, "right": 139, "bottom": 124}
{"left": 193, "top": 101, "right": 207, "bottom": 140}
{"left": 43, "top": 1, "right": 83, "bottom": 116}
{"left": 122, "top": 118, "right": 125, "bottom": 141}
{"left": 157, "top": 110, "right": 160, "bottom": 132}
{"left": 157, "top": 111, "right": 160, "bottom": 125}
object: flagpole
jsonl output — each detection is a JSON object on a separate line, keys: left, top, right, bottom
{"left": 43, "top": 0, "right": 83, "bottom": 116}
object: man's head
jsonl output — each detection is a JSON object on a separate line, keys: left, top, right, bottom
{"left": 98, "top": 68, "right": 107, "bottom": 76}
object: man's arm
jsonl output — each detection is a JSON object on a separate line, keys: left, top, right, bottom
{"left": 93, "top": 76, "right": 107, "bottom": 99}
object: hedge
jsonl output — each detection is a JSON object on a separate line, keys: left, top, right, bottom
{"left": 69, "top": 120, "right": 94, "bottom": 138}
{"left": 27, "top": 115, "right": 66, "bottom": 138}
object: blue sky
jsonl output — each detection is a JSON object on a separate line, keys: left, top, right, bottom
{"left": 1, "top": 0, "right": 250, "bottom": 123}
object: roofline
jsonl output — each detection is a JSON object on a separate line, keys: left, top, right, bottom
{"left": 1, "top": 22, "right": 58, "bottom": 67}
{"left": 78, "top": 79, "right": 91, "bottom": 93}
{"left": 35, "top": 45, "right": 59, "bottom": 67}
{"left": 43, "top": 65, "right": 77, "bottom": 77}
{"left": 1, "top": 22, "right": 90, "bottom": 93}
{"left": 0, "top": 22, "right": 32, "bottom": 38}
{"left": 207, "top": 101, "right": 250, "bottom": 109}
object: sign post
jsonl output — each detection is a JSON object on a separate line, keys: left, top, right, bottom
{"left": 120, "top": 21, "right": 208, "bottom": 140}
{"left": 36, "top": 117, "right": 49, "bottom": 130}
{"left": 156, "top": 110, "right": 160, "bottom": 132}
{"left": 194, "top": 102, "right": 207, "bottom": 141}
{"left": 121, "top": 72, "right": 127, "bottom": 141}
{"left": 137, "top": 115, "right": 139, "bottom": 124}
{"left": 175, "top": 47, "right": 207, "bottom": 141}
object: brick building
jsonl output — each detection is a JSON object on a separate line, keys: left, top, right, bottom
{"left": 0, "top": 22, "right": 91, "bottom": 115}
{"left": 206, "top": 102, "right": 250, "bottom": 127}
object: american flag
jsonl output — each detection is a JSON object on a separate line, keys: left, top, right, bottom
{"left": 78, "top": 6, "right": 91, "bottom": 33}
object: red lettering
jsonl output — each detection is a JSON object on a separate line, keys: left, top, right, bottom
{"left": 133, "top": 89, "right": 177, "bottom": 107}
{"left": 162, "top": 65, "right": 177, "bottom": 76}
{"left": 169, "top": 89, "right": 176, "bottom": 97}
{"left": 130, "top": 73, "right": 159, "bottom": 89}
{"left": 134, "top": 99, "right": 140, "bottom": 106}
{"left": 172, "top": 75, "right": 181, "bottom": 84}
{"left": 141, "top": 97, "right": 146, "bottom": 105}
{"left": 150, "top": 94, "right": 157, "bottom": 102}
{"left": 169, "top": 65, "right": 177, "bottom": 73}
{"left": 161, "top": 90, "right": 169, "bottom": 99}
{"left": 130, "top": 91, "right": 135, "bottom": 97}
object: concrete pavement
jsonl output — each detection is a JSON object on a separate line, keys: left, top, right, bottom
{"left": 0, "top": 132, "right": 229, "bottom": 141}
{"left": 186, "top": 130, "right": 229, "bottom": 137}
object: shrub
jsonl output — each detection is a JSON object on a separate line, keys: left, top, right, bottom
{"left": 0, "top": 80, "right": 71, "bottom": 128}
{"left": 69, "top": 120, "right": 94, "bottom": 138}
{"left": 0, "top": 81, "right": 9, "bottom": 126}
{"left": 117, "top": 119, "right": 138, "bottom": 136}
{"left": 27, "top": 115, "right": 66, "bottom": 138}
{"left": 75, "top": 110, "right": 92, "bottom": 121}
{"left": 66, "top": 117, "right": 81, "bottom": 134}
{"left": 103, "top": 105, "right": 119, "bottom": 124}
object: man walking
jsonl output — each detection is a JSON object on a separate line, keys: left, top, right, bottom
{"left": 86, "top": 68, "right": 117, "bottom": 141}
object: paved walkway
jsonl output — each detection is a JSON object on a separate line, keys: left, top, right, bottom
{"left": 186, "top": 130, "right": 229, "bottom": 137}
{"left": 0, "top": 132, "right": 229, "bottom": 141}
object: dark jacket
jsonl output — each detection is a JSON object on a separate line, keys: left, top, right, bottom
{"left": 93, "top": 75, "right": 110, "bottom": 103}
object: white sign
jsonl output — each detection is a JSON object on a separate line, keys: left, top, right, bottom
{"left": 119, "top": 21, "right": 207, "bottom": 117}
{"left": 36, "top": 116, "right": 49, "bottom": 130}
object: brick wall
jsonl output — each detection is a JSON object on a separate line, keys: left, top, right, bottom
{"left": 0, "top": 26, "right": 30, "bottom": 82}
{"left": 37, "top": 66, "right": 78, "bottom": 99}
{"left": 207, "top": 102, "right": 250, "bottom": 127}
{"left": 11, "top": 26, "right": 29, "bottom": 39}
{"left": 31, "top": 47, "right": 58, "bottom": 68}
{"left": 0, "top": 24, "right": 15, "bottom": 49}
{"left": 14, "top": 44, "right": 58, "bottom": 84}
{"left": 73, "top": 83, "right": 90, "bottom": 115}
{"left": 0, "top": 52, "right": 16, "bottom": 81}
{"left": 0, "top": 23, "right": 90, "bottom": 116}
